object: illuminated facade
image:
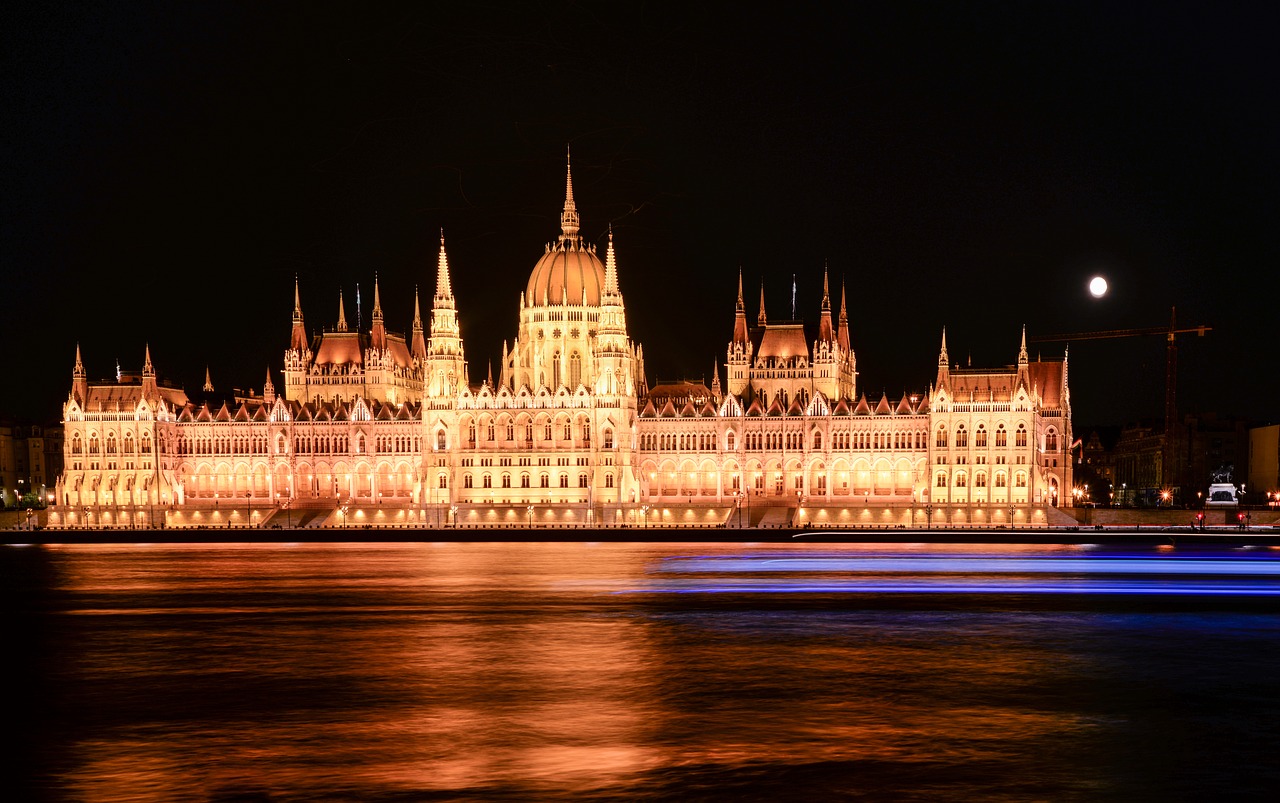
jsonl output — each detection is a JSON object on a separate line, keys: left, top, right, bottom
{"left": 53, "top": 157, "right": 1072, "bottom": 528}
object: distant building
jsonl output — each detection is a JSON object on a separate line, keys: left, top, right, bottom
{"left": 0, "top": 420, "right": 63, "bottom": 507}
{"left": 1248, "top": 424, "right": 1279, "bottom": 504}
{"left": 51, "top": 156, "right": 1073, "bottom": 528}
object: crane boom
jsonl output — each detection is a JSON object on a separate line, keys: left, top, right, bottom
{"left": 1027, "top": 307, "right": 1210, "bottom": 496}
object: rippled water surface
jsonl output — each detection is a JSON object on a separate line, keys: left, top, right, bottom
{"left": 6, "top": 541, "right": 1280, "bottom": 801}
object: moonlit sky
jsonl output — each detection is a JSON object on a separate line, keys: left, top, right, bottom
{"left": 3, "top": 2, "right": 1276, "bottom": 426}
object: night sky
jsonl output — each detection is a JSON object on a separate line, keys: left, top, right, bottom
{"left": 4, "top": 2, "right": 1276, "bottom": 428}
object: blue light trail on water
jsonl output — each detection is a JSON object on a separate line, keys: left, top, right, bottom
{"left": 623, "top": 551, "right": 1280, "bottom": 596}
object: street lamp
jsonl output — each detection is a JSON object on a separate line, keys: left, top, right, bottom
{"left": 796, "top": 489, "right": 803, "bottom": 527}
{"left": 527, "top": 504, "right": 534, "bottom": 529}
{"left": 641, "top": 505, "right": 650, "bottom": 529}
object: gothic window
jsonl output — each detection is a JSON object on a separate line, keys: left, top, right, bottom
{"left": 936, "top": 472, "right": 947, "bottom": 488}
{"left": 468, "top": 423, "right": 477, "bottom": 443}
{"left": 525, "top": 424, "right": 533, "bottom": 443}
{"left": 106, "top": 434, "right": 117, "bottom": 454}
{"left": 578, "top": 473, "right": 588, "bottom": 488}
{"left": 1015, "top": 471, "right": 1027, "bottom": 487}
{"left": 72, "top": 435, "right": 83, "bottom": 454}
{"left": 976, "top": 426, "right": 987, "bottom": 448}
{"left": 603, "top": 428, "right": 614, "bottom": 449}
{"left": 501, "top": 473, "right": 511, "bottom": 488}
{"left": 559, "top": 474, "right": 569, "bottom": 488}
{"left": 438, "top": 474, "right": 447, "bottom": 489}
{"left": 936, "top": 425, "right": 948, "bottom": 449}
{"left": 1046, "top": 429, "right": 1058, "bottom": 451}
{"left": 464, "top": 474, "right": 473, "bottom": 489}
{"left": 564, "top": 423, "right": 571, "bottom": 441}
{"left": 605, "top": 474, "right": 614, "bottom": 488}
{"left": 540, "top": 473, "right": 550, "bottom": 488}
{"left": 727, "top": 432, "right": 736, "bottom": 450}
{"left": 123, "top": 434, "right": 135, "bottom": 454}
{"left": 482, "top": 474, "right": 492, "bottom": 489}
{"left": 553, "top": 351, "right": 562, "bottom": 388}
{"left": 956, "top": 425, "right": 967, "bottom": 448}
{"left": 437, "top": 430, "right": 447, "bottom": 450}
{"left": 569, "top": 352, "right": 582, "bottom": 389}
{"left": 521, "top": 473, "right": 530, "bottom": 488}
{"left": 956, "top": 473, "right": 967, "bottom": 488}
{"left": 1016, "top": 425, "right": 1027, "bottom": 448}
{"left": 506, "top": 422, "right": 514, "bottom": 441}
{"left": 487, "top": 423, "right": 495, "bottom": 441}
{"left": 975, "top": 472, "right": 987, "bottom": 488}
{"left": 996, "top": 425, "right": 1007, "bottom": 447}
{"left": 277, "top": 434, "right": 288, "bottom": 454}
{"left": 544, "top": 423, "right": 552, "bottom": 441}
{"left": 996, "top": 472, "right": 1007, "bottom": 487}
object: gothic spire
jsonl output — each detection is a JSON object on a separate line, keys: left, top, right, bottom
{"left": 290, "top": 277, "right": 308, "bottom": 352}
{"left": 336, "top": 290, "right": 349, "bottom": 333}
{"left": 837, "top": 280, "right": 851, "bottom": 353}
{"left": 604, "top": 224, "right": 619, "bottom": 296}
{"left": 1018, "top": 324, "right": 1029, "bottom": 365}
{"left": 263, "top": 367, "right": 275, "bottom": 404}
{"left": 818, "top": 263, "right": 834, "bottom": 343}
{"left": 732, "top": 268, "right": 749, "bottom": 346}
{"left": 435, "top": 230, "right": 454, "bottom": 305}
{"left": 758, "top": 279, "right": 768, "bottom": 326}
{"left": 411, "top": 286, "right": 427, "bottom": 360}
{"left": 560, "top": 146, "right": 580, "bottom": 242}
{"left": 369, "top": 274, "right": 387, "bottom": 350}
{"left": 143, "top": 343, "right": 154, "bottom": 375}
{"left": 203, "top": 366, "right": 214, "bottom": 393}
{"left": 72, "top": 343, "right": 87, "bottom": 402}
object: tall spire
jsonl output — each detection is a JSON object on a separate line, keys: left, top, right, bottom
{"left": 560, "top": 145, "right": 580, "bottom": 241}
{"left": 203, "top": 366, "right": 214, "bottom": 393}
{"left": 935, "top": 328, "right": 950, "bottom": 391}
{"left": 336, "top": 290, "right": 349, "bottom": 332}
{"left": 711, "top": 358, "right": 722, "bottom": 397}
{"left": 143, "top": 343, "right": 154, "bottom": 375}
{"left": 603, "top": 224, "right": 619, "bottom": 296}
{"left": 732, "top": 268, "right": 749, "bottom": 346}
{"left": 369, "top": 273, "right": 386, "bottom": 350}
{"left": 818, "top": 263, "right": 835, "bottom": 343}
{"left": 1018, "top": 324, "right": 1029, "bottom": 365}
{"left": 939, "top": 327, "right": 949, "bottom": 365}
{"left": 263, "top": 367, "right": 276, "bottom": 404}
{"left": 837, "top": 280, "right": 850, "bottom": 353}
{"left": 410, "top": 286, "right": 426, "bottom": 360}
{"left": 72, "top": 343, "right": 87, "bottom": 403}
{"left": 290, "top": 277, "right": 308, "bottom": 351}
{"left": 758, "top": 280, "right": 768, "bottom": 326}
{"left": 435, "top": 230, "right": 454, "bottom": 305}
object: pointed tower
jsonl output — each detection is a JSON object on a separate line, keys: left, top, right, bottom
{"left": 1015, "top": 324, "right": 1030, "bottom": 392}
{"left": 72, "top": 343, "right": 87, "bottom": 404}
{"left": 203, "top": 366, "right": 215, "bottom": 393}
{"left": 757, "top": 280, "right": 768, "bottom": 326}
{"left": 283, "top": 279, "right": 315, "bottom": 403}
{"left": 593, "top": 225, "right": 638, "bottom": 397}
{"left": 410, "top": 286, "right": 427, "bottom": 362}
{"left": 710, "top": 359, "right": 722, "bottom": 399}
{"left": 425, "top": 230, "right": 468, "bottom": 397}
{"left": 368, "top": 274, "right": 386, "bottom": 352}
{"left": 935, "top": 328, "right": 951, "bottom": 392}
{"left": 811, "top": 265, "right": 839, "bottom": 401}
{"left": 836, "top": 280, "right": 855, "bottom": 401}
{"left": 336, "top": 290, "right": 349, "bottom": 333}
{"left": 141, "top": 344, "right": 157, "bottom": 399}
{"left": 263, "top": 367, "right": 276, "bottom": 405}
{"left": 727, "top": 268, "right": 753, "bottom": 397}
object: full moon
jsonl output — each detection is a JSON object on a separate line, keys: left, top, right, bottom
{"left": 1088, "top": 276, "right": 1109, "bottom": 298}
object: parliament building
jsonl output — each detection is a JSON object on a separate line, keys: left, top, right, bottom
{"left": 51, "top": 158, "right": 1074, "bottom": 529}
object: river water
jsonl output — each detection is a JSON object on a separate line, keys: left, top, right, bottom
{"left": 6, "top": 540, "right": 1280, "bottom": 801}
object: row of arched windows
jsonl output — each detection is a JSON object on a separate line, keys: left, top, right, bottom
{"left": 935, "top": 470, "right": 1027, "bottom": 488}
{"left": 461, "top": 472, "right": 601, "bottom": 489}
{"left": 71, "top": 432, "right": 153, "bottom": 455}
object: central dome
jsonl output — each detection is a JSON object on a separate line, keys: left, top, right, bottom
{"left": 527, "top": 242, "right": 606, "bottom": 307}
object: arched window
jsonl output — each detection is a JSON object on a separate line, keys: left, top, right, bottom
{"left": 277, "top": 434, "right": 288, "bottom": 454}
{"left": 813, "top": 431, "right": 823, "bottom": 450}
{"left": 727, "top": 432, "right": 736, "bottom": 450}
{"left": 436, "top": 430, "right": 447, "bottom": 450}
{"left": 559, "top": 474, "right": 569, "bottom": 488}
{"left": 482, "top": 474, "right": 492, "bottom": 489}
{"left": 1015, "top": 471, "right": 1027, "bottom": 487}
{"left": 501, "top": 473, "right": 511, "bottom": 488}
{"left": 578, "top": 473, "right": 588, "bottom": 488}
{"left": 976, "top": 426, "right": 987, "bottom": 448}
{"left": 544, "top": 423, "right": 552, "bottom": 441}
{"left": 438, "top": 474, "right": 447, "bottom": 489}
{"left": 506, "top": 422, "right": 514, "bottom": 441}
{"left": 603, "top": 428, "right": 614, "bottom": 449}
{"left": 1046, "top": 429, "right": 1058, "bottom": 451}
{"left": 996, "top": 425, "right": 1007, "bottom": 447}
{"left": 123, "top": 434, "right": 135, "bottom": 454}
{"left": 553, "top": 351, "right": 562, "bottom": 389}
{"left": 487, "top": 422, "right": 495, "bottom": 441}
{"left": 564, "top": 423, "right": 571, "bottom": 441}
{"left": 955, "top": 425, "right": 967, "bottom": 448}
{"left": 520, "top": 473, "right": 530, "bottom": 488}
{"left": 936, "top": 472, "right": 947, "bottom": 488}
{"left": 468, "top": 423, "right": 476, "bottom": 444}
{"left": 569, "top": 352, "right": 582, "bottom": 389}
{"left": 956, "top": 473, "right": 967, "bottom": 488}
{"left": 975, "top": 472, "right": 987, "bottom": 488}
{"left": 996, "top": 472, "right": 1007, "bottom": 488}
{"left": 605, "top": 474, "right": 614, "bottom": 488}
{"left": 356, "top": 434, "right": 365, "bottom": 453}
{"left": 106, "top": 434, "right": 117, "bottom": 454}
{"left": 1016, "top": 425, "right": 1027, "bottom": 448}
{"left": 936, "top": 425, "right": 948, "bottom": 448}
{"left": 72, "top": 434, "right": 83, "bottom": 454}
{"left": 540, "top": 473, "right": 550, "bottom": 488}
{"left": 464, "top": 474, "right": 473, "bottom": 489}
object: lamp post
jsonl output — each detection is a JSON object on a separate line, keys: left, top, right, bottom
{"left": 796, "top": 489, "right": 803, "bottom": 528}
{"left": 245, "top": 491, "right": 253, "bottom": 528}
{"left": 925, "top": 503, "right": 932, "bottom": 530}
{"left": 736, "top": 490, "right": 744, "bottom": 528}
{"left": 527, "top": 504, "right": 534, "bottom": 529}
{"left": 641, "top": 505, "right": 649, "bottom": 529}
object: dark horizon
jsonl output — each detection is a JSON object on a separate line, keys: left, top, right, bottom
{"left": 4, "top": 2, "right": 1276, "bottom": 428}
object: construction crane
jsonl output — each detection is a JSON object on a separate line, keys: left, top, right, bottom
{"left": 1028, "top": 306, "right": 1211, "bottom": 492}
